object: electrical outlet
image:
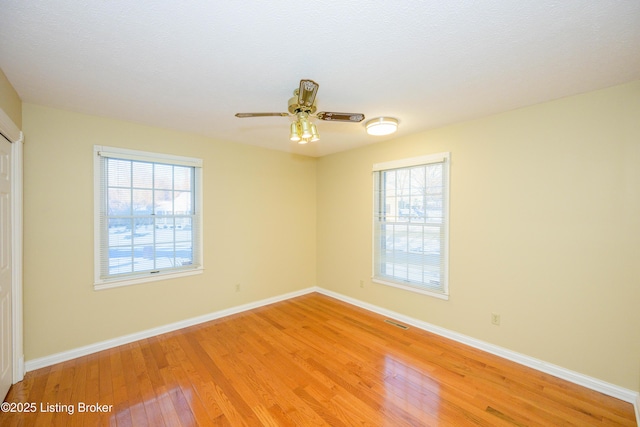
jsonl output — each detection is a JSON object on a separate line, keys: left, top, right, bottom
{"left": 491, "top": 312, "right": 501, "bottom": 326}
{"left": 360, "top": 280, "right": 365, "bottom": 288}
{"left": 235, "top": 283, "right": 241, "bottom": 292}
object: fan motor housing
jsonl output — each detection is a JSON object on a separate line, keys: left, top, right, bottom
{"left": 288, "top": 95, "right": 317, "bottom": 115}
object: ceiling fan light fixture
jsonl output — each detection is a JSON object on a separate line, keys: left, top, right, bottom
{"left": 365, "top": 117, "right": 398, "bottom": 136}
{"left": 290, "top": 118, "right": 319, "bottom": 144}
{"left": 310, "top": 124, "right": 320, "bottom": 142}
{"left": 299, "top": 118, "right": 312, "bottom": 139}
{"left": 289, "top": 122, "right": 301, "bottom": 142}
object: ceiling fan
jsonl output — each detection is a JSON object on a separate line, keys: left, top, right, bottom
{"left": 235, "top": 79, "right": 365, "bottom": 144}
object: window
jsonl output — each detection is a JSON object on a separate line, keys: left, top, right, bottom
{"left": 94, "top": 146, "right": 203, "bottom": 290}
{"left": 373, "top": 153, "right": 450, "bottom": 299}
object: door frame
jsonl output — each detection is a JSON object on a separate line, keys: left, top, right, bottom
{"left": 0, "top": 106, "right": 24, "bottom": 384}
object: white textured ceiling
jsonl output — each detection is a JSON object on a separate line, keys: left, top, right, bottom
{"left": 1, "top": 1, "right": 639, "bottom": 157}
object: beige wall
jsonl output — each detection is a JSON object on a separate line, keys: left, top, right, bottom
{"left": 0, "top": 68, "right": 22, "bottom": 128}
{"left": 317, "top": 81, "right": 640, "bottom": 392}
{"left": 22, "top": 104, "right": 317, "bottom": 360}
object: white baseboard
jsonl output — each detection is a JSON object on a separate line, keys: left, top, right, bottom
{"left": 315, "top": 288, "right": 640, "bottom": 409}
{"left": 24, "top": 287, "right": 316, "bottom": 372}
{"left": 24, "top": 285, "right": 639, "bottom": 425}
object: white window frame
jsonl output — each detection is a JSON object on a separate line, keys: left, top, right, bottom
{"left": 93, "top": 145, "right": 203, "bottom": 290}
{"left": 372, "top": 152, "right": 450, "bottom": 300}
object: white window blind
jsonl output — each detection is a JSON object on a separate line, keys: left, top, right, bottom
{"left": 94, "top": 146, "right": 203, "bottom": 289}
{"left": 373, "top": 153, "right": 450, "bottom": 299}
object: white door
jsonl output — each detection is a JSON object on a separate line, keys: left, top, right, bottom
{"left": 0, "top": 137, "right": 12, "bottom": 400}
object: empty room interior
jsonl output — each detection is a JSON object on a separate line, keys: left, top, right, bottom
{"left": 1, "top": 2, "right": 639, "bottom": 426}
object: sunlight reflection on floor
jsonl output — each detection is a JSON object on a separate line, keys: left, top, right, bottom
{"left": 384, "top": 355, "right": 441, "bottom": 422}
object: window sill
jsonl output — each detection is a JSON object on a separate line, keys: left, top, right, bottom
{"left": 372, "top": 278, "right": 449, "bottom": 300}
{"left": 94, "top": 267, "right": 203, "bottom": 291}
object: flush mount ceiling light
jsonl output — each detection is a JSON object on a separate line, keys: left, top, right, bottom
{"left": 365, "top": 117, "right": 398, "bottom": 136}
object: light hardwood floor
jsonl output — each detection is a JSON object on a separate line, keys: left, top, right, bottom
{"left": 1, "top": 293, "right": 636, "bottom": 426}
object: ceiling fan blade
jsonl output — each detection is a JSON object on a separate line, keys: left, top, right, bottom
{"left": 235, "top": 112, "right": 289, "bottom": 118}
{"left": 316, "top": 112, "right": 365, "bottom": 122}
{"left": 298, "top": 79, "right": 319, "bottom": 108}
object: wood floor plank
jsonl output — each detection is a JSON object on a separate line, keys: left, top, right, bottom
{"left": 118, "top": 343, "right": 150, "bottom": 427}
{"left": 129, "top": 340, "right": 167, "bottom": 426}
{"left": 1, "top": 293, "right": 636, "bottom": 426}
{"left": 139, "top": 337, "right": 185, "bottom": 427}
{"left": 179, "top": 331, "right": 255, "bottom": 426}
{"left": 197, "top": 321, "right": 329, "bottom": 426}
{"left": 159, "top": 335, "right": 218, "bottom": 425}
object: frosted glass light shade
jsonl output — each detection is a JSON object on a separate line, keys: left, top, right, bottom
{"left": 365, "top": 117, "right": 398, "bottom": 136}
